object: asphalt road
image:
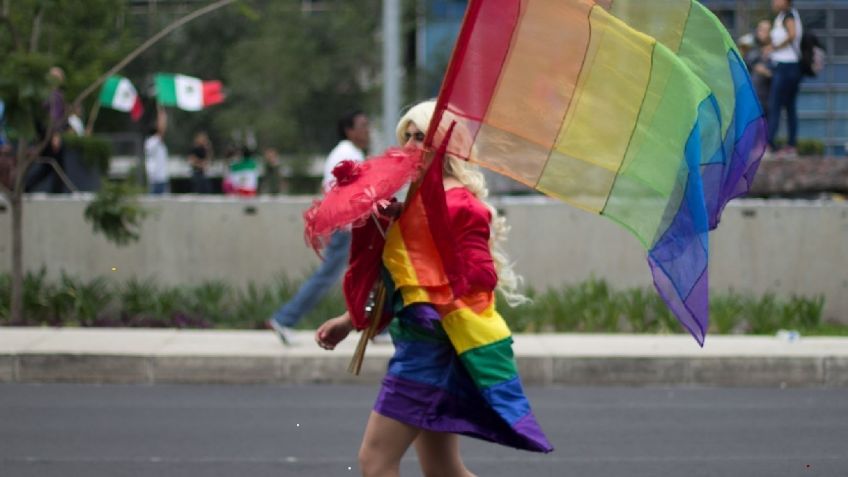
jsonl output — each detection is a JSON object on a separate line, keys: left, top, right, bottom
{"left": 1, "top": 383, "right": 846, "bottom": 477}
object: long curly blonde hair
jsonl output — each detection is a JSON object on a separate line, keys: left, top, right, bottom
{"left": 395, "top": 100, "right": 528, "bottom": 306}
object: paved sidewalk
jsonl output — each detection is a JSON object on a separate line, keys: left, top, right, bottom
{"left": 1, "top": 327, "right": 846, "bottom": 387}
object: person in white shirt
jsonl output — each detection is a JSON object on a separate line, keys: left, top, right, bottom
{"left": 144, "top": 105, "right": 170, "bottom": 194}
{"left": 67, "top": 104, "right": 85, "bottom": 136}
{"left": 764, "top": 0, "right": 803, "bottom": 156}
{"left": 268, "top": 109, "right": 371, "bottom": 344}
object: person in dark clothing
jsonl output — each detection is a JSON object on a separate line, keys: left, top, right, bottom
{"left": 26, "top": 67, "right": 70, "bottom": 193}
{"left": 261, "top": 147, "right": 282, "bottom": 195}
{"left": 188, "top": 132, "right": 212, "bottom": 194}
{"left": 25, "top": 133, "right": 68, "bottom": 193}
{"left": 742, "top": 20, "right": 774, "bottom": 118}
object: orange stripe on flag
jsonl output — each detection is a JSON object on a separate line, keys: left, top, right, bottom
{"left": 397, "top": 192, "right": 450, "bottom": 287}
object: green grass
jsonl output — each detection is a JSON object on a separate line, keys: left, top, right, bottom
{"left": 0, "top": 272, "right": 844, "bottom": 336}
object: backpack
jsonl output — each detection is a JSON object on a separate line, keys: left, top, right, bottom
{"left": 782, "top": 10, "right": 827, "bottom": 77}
{"left": 800, "top": 31, "right": 826, "bottom": 77}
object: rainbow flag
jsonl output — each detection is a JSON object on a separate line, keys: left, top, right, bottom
{"left": 427, "top": 0, "right": 765, "bottom": 346}
{"left": 601, "top": 0, "right": 766, "bottom": 226}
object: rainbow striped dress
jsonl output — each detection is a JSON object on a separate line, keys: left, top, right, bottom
{"left": 372, "top": 187, "right": 553, "bottom": 453}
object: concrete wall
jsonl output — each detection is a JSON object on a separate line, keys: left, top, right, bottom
{"left": 1, "top": 195, "right": 846, "bottom": 322}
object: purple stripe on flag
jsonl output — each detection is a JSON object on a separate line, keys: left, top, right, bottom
{"left": 648, "top": 99, "right": 712, "bottom": 346}
{"left": 718, "top": 116, "right": 766, "bottom": 217}
{"left": 513, "top": 412, "right": 554, "bottom": 453}
{"left": 375, "top": 374, "right": 553, "bottom": 452}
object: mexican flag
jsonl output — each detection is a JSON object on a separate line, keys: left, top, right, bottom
{"left": 223, "top": 158, "right": 258, "bottom": 196}
{"left": 155, "top": 73, "right": 225, "bottom": 111}
{"left": 99, "top": 76, "right": 143, "bottom": 121}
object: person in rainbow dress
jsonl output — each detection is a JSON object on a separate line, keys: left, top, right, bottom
{"left": 314, "top": 100, "right": 552, "bottom": 477}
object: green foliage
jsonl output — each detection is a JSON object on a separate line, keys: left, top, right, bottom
{"left": 53, "top": 272, "right": 112, "bottom": 326}
{"left": 230, "top": 282, "right": 277, "bottom": 329}
{"left": 797, "top": 139, "right": 826, "bottom": 157}
{"left": 214, "top": 0, "right": 381, "bottom": 153}
{"left": 186, "top": 280, "right": 230, "bottom": 324}
{"left": 0, "top": 273, "right": 839, "bottom": 336}
{"left": 0, "top": 268, "right": 111, "bottom": 325}
{"left": 773, "top": 138, "right": 827, "bottom": 157}
{"left": 618, "top": 288, "right": 677, "bottom": 333}
{"left": 62, "top": 134, "right": 111, "bottom": 174}
{"left": 0, "top": 52, "right": 53, "bottom": 141}
{"left": 83, "top": 182, "right": 150, "bottom": 246}
{"left": 21, "top": 267, "right": 54, "bottom": 324}
{"left": 710, "top": 292, "right": 748, "bottom": 334}
{"left": 0, "top": 0, "right": 132, "bottom": 131}
{"left": 119, "top": 277, "right": 163, "bottom": 318}
{"left": 710, "top": 291, "right": 825, "bottom": 334}
{"left": 499, "top": 279, "right": 830, "bottom": 336}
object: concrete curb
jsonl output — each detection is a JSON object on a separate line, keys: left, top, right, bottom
{"left": 1, "top": 328, "right": 846, "bottom": 387}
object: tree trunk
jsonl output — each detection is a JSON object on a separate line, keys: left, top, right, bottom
{"left": 10, "top": 188, "right": 22, "bottom": 324}
{"left": 9, "top": 138, "right": 30, "bottom": 325}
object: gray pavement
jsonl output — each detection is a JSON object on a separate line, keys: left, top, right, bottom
{"left": 1, "top": 327, "right": 848, "bottom": 387}
{"left": 1, "top": 383, "right": 847, "bottom": 477}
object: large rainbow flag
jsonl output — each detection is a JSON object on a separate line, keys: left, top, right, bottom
{"left": 426, "top": 0, "right": 765, "bottom": 346}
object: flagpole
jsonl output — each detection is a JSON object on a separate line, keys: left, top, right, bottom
{"left": 382, "top": 0, "right": 401, "bottom": 151}
{"left": 85, "top": 100, "right": 101, "bottom": 136}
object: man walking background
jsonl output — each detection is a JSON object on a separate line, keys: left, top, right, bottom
{"left": 268, "top": 109, "right": 370, "bottom": 345}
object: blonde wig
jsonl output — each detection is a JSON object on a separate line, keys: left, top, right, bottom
{"left": 395, "top": 100, "right": 529, "bottom": 306}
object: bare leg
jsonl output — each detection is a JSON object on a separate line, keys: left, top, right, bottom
{"left": 413, "top": 431, "right": 476, "bottom": 477}
{"left": 359, "top": 411, "right": 420, "bottom": 477}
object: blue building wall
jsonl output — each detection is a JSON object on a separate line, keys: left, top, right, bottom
{"left": 420, "top": 0, "right": 848, "bottom": 156}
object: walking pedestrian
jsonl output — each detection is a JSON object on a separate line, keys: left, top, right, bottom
{"left": 315, "top": 100, "right": 552, "bottom": 477}
{"left": 267, "top": 109, "right": 371, "bottom": 344}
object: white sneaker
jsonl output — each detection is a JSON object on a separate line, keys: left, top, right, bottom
{"left": 268, "top": 319, "right": 298, "bottom": 346}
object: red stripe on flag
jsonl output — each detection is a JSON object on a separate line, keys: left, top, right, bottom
{"left": 130, "top": 97, "right": 144, "bottom": 122}
{"left": 417, "top": 123, "right": 469, "bottom": 298}
{"left": 202, "top": 80, "right": 225, "bottom": 107}
{"left": 428, "top": 0, "right": 522, "bottom": 153}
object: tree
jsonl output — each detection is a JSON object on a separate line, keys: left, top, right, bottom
{"left": 215, "top": 0, "right": 381, "bottom": 153}
{"left": 0, "top": 0, "right": 129, "bottom": 324}
{"left": 0, "top": 0, "right": 239, "bottom": 323}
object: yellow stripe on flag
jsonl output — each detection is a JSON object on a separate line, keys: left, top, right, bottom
{"left": 383, "top": 223, "right": 420, "bottom": 288}
{"left": 440, "top": 299, "right": 511, "bottom": 355}
{"left": 538, "top": 7, "right": 655, "bottom": 212}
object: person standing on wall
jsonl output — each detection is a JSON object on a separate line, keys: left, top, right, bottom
{"left": 145, "top": 105, "right": 170, "bottom": 194}
{"left": 188, "top": 132, "right": 213, "bottom": 193}
{"left": 764, "top": 0, "right": 803, "bottom": 158}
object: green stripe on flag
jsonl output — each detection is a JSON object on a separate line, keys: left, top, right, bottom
{"left": 155, "top": 74, "right": 177, "bottom": 105}
{"left": 388, "top": 317, "right": 447, "bottom": 344}
{"left": 229, "top": 159, "right": 258, "bottom": 173}
{"left": 459, "top": 337, "right": 518, "bottom": 388}
{"left": 99, "top": 76, "right": 121, "bottom": 105}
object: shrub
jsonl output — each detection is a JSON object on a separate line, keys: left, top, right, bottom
{"left": 83, "top": 182, "right": 150, "bottom": 246}
{"left": 63, "top": 134, "right": 112, "bottom": 174}
{"left": 0, "top": 274, "right": 838, "bottom": 336}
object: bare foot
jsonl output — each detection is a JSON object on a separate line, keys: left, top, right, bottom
{"left": 315, "top": 313, "right": 354, "bottom": 350}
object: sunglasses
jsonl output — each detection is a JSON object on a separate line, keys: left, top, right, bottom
{"left": 403, "top": 131, "right": 426, "bottom": 143}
